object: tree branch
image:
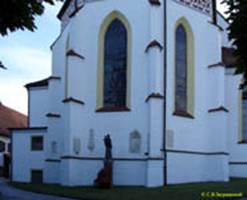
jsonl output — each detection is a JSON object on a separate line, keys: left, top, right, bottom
{"left": 0, "top": 61, "right": 7, "bottom": 70}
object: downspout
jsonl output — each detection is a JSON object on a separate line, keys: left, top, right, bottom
{"left": 163, "top": 0, "right": 167, "bottom": 186}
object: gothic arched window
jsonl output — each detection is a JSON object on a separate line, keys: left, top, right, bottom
{"left": 103, "top": 19, "right": 127, "bottom": 108}
{"left": 175, "top": 25, "right": 187, "bottom": 113}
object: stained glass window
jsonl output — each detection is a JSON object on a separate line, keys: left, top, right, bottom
{"left": 103, "top": 19, "right": 127, "bottom": 108}
{"left": 175, "top": 25, "right": 187, "bottom": 112}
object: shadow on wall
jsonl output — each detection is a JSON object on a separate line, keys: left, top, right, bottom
{"left": 0, "top": 153, "right": 10, "bottom": 178}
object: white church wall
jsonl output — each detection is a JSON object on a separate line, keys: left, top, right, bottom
{"left": 207, "top": 67, "right": 226, "bottom": 110}
{"left": 165, "top": 0, "right": 228, "bottom": 183}
{"left": 225, "top": 72, "right": 247, "bottom": 178}
{"left": 207, "top": 112, "right": 228, "bottom": 151}
{"left": 44, "top": 80, "right": 69, "bottom": 183}
{"left": 12, "top": 129, "right": 46, "bottom": 182}
{"left": 207, "top": 69, "right": 228, "bottom": 154}
{"left": 44, "top": 116, "right": 65, "bottom": 184}
{"left": 17, "top": 0, "right": 244, "bottom": 187}
{"left": 29, "top": 87, "right": 49, "bottom": 127}
{"left": 166, "top": 0, "right": 220, "bottom": 154}
{"left": 50, "top": 0, "right": 158, "bottom": 186}
{"left": 63, "top": 159, "right": 103, "bottom": 186}
{"left": 113, "top": 160, "right": 147, "bottom": 186}
{"left": 44, "top": 161, "right": 61, "bottom": 184}
{"left": 51, "top": 25, "right": 70, "bottom": 80}
{"left": 60, "top": 159, "right": 147, "bottom": 186}
{"left": 217, "top": 13, "right": 231, "bottom": 48}
{"left": 167, "top": 152, "right": 229, "bottom": 184}
{"left": 46, "top": 26, "right": 72, "bottom": 183}
{"left": 146, "top": 160, "right": 164, "bottom": 187}
{"left": 230, "top": 165, "right": 247, "bottom": 178}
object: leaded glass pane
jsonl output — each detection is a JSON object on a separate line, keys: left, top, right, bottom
{"left": 175, "top": 25, "right": 187, "bottom": 112}
{"left": 104, "top": 19, "right": 127, "bottom": 108}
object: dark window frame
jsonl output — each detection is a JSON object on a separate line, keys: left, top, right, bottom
{"left": 31, "top": 136, "right": 43, "bottom": 151}
{"left": 31, "top": 169, "right": 43, "bottom": 184}
{"left": 0, "top": 141, "right": 5, "bottom": 153}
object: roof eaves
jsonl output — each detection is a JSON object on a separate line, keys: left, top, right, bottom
{"left": 9, "top": 127, "right": 48, "bottom": 132}
{"left": 25, "top": 78, "right": 49, "bottom": 89}
{"left": 57, "top": 0, "right": 73, "bottom": 20}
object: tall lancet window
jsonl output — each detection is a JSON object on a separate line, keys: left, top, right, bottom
{"left": 103, "top": 19, "right": 127, "bottom": 108}
{"left": 175, "top": 25, "right": 187, "bottom": 112}
{"left": 242, "top": 87, "right": 247, "bottom": 141}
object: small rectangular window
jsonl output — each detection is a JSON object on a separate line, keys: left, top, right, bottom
{"left": 31, "top": 136, "right": 43, "bottom": 151}
{"left": 31, "top": 170, "right": 43, "bottom": 184}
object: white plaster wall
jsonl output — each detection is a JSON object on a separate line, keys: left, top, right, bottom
{"left": 62, "top": 159, "right": 103, "bottom": 186}
{"left": 167, "top": 153, "right": 229, "bottom": 184}
{"left": 225, "top": 72, "right": 247, "bottom": 177}
{"left": 166, "top": 0, "right": 228, "bottom": 183}
{"left": 44, "top": 162, "right": 61, "bottom": 184}
{"left": 27, "top": 0, "right": 240, "bottom": 186}
{"left": 55, "top": 0, "right": 154, "bottom": 186}
{"left": 29, "top": 87, "right": 49, "bottom": 127}
{"left": 166, "top": 0, "right": 222, "bottom": 152}
{"left": 217, "top": 13, "right": 231, "bottom": 48}
{"left": 113, "top": 161, "right": 147, "bottom": 186}
{"left": 49, "top": 0, "right": 160, "bottom": 186}
{"left": 230, "top": 165, "right": 247, "bottom": 178}
{"left": 45, "top": 78, "right": 66, "bottom": 158}
{"left": 60, "top": 159, "right": 147, "bottom": 186}
{"left": 47, "top": 25, "right": 72, "bottom": 183}
{"left": 146, "top": 160, "right": 164, "bottom": 187}
{"left": 12, "top": 130, "right": 46, "bottom": 182}
{"left": 51, "top": 25, "right": 70, "bottom": 79}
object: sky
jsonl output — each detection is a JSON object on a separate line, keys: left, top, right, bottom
{"left": 0, "top": 1, "right": 227, "bottom": 115}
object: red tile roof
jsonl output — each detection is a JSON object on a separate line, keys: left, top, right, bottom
{"left": 0, "top": 102, "right": 27, "bottom": 137}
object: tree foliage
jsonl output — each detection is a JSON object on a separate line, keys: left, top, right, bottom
{"left": 224, "top": 0, "right": 247, "bottom": 83}
{"left": 0, "top": 0, "right": 62, "bottom": 36}
{"left": 0, "top": 0, "right": 62, "bottom": 70}
{"left": 0, "top": 61, "right": 7, "bottom": 70}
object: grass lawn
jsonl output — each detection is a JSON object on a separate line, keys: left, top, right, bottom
{"left": 11, "top": 178, "right": 247, "bottom": 200}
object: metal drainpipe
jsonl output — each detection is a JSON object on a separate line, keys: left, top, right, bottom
{"left": 163, "top": 0, "right": 168, "bottom": 186}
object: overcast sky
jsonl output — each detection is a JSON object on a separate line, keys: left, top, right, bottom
{"left": 0, "top": 1, "right": 227, "bottom": 115}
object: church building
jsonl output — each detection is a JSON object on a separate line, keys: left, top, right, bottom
{"left": 11, "top": 0, "right": 247, "bottom": 187}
